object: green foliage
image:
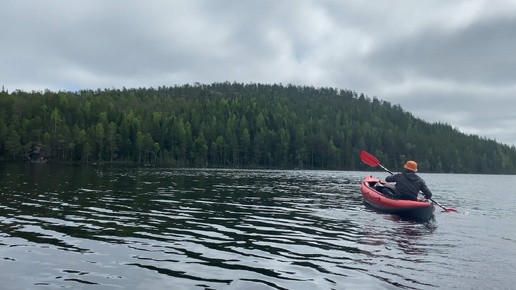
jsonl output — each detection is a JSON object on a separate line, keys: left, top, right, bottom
{"left": 1, "top": 83, "right": 516, "bottom": 174}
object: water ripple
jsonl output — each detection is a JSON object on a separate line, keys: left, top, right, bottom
{"left": 1, "top": 166, "right": 516, "bottom": 289}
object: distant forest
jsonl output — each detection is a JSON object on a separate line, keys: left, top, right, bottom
{"left": 1, "top": 82, "right": 515, "bottom": 174}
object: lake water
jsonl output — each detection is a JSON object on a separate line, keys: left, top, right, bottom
{"left": 1, "top": 164, "right": 515, "bottom": 289}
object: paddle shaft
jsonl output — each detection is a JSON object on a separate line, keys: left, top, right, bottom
{"left": 378, "top": 164, "right": 393, "bottom": 175}
{"left": 429, "top": 198, "right": 458, "bottom": 212}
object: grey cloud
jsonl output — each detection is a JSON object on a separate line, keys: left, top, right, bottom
{"left": 366, "top": 16, "right": 516, "bottom": 86}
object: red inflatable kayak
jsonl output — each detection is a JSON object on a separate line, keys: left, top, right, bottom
{"left": 361, "top": 175, "right": 435, "bottom": 220}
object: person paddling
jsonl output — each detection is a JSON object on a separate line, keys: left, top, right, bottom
{"left": 381, "top": 161, "right": 432, "bottom": 201}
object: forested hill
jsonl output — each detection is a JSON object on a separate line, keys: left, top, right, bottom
{"left": 1, "top": 82, "right": 515, "bottom": 174}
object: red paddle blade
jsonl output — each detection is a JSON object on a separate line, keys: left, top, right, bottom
{"left": 443, "top": 207, "right": 458, "bottom": 213}
{"left": 361, "top": 151, "right": 379, "bottom": 167}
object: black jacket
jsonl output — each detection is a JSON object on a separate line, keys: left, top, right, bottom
{"left": 385, "top": 170, "right": 432, "bottom": 200}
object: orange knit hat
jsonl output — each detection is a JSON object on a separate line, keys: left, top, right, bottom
{"left": 404, "top": 161, "right": 418, "bottom": 172}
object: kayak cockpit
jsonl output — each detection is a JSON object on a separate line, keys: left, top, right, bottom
{"left": 360, "top": 175, "right": 435, "bottom": 221}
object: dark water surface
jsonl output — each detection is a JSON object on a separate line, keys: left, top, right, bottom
{"left": 1, "top": 164, "right": 515, "bottom": 289}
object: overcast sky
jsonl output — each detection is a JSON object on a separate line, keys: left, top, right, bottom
{"left": 2, "top": 0, "right": 516, "bottom": 146}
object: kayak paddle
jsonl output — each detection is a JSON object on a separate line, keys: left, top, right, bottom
{"left": 360, "top": 151, "right": 393, "bottom": 174}
{"left": 360, "top": 150, "right": 458, "bottom": 213}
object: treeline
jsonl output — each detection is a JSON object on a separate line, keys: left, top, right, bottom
{"left": 1, "top": 82, "right": 515, "bottom": 173}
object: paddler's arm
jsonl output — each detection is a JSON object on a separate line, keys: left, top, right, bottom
{"left": 421, "top": 183, "right": 432, "bottom": 199}
{"left": 385, "top": 173, "right": 399, "bottom": 183}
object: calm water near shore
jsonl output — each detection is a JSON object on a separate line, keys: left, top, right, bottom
{"left": 1, "top": 164, "right": 515, "bottom": 289}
